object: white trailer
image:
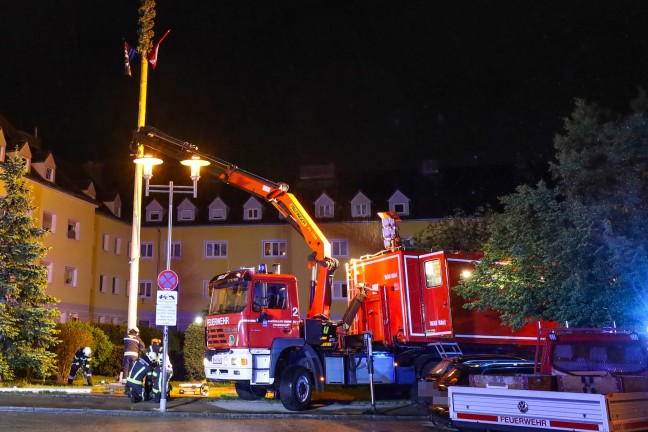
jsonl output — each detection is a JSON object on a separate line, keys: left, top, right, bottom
{"left": 449, "top": 386, "right": 648, "bottom": 432}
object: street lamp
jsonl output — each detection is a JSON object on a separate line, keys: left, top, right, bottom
{"left": 133, "top": 154, "right": 209, "bottom": 412}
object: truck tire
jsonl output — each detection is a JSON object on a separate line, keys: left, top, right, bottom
{"left": 279, "top": 365, "right": 313, "bottom": 411}
{"left": 235, "top": 382, "right": 267, "bottom": 400}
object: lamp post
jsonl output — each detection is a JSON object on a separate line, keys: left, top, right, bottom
{"left": 133, "top": 154, "right": 209, "bottom": 412}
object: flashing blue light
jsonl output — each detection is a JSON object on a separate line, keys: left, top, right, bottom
{"left": 258, "top": 263, "right": 267, "bottom": 274}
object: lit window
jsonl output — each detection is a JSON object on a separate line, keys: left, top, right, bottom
{"left": 424, "top": 259, "right": 442, "bottom": 288}
{"left": 263, "top": 240, "right": 287, "bottom": 258}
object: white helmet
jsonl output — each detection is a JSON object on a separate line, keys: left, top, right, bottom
{"left": 146, "top": 350, "right": 158, "bottom": 363}
{"left": 129, "top": 327, "right": 139, "bottom": 335}
{"left": 83, "top": 347, "right": 91, "bottom": 357}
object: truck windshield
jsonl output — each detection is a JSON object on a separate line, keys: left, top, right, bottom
{"left": 208, "top": 282, "right": 249, "bottom": 315}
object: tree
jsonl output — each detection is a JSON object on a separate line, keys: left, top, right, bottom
{"left": 456, "top": 98, "right": 648, "bottom": 329}
{"left": 0, "top": 152, "right": 60, "bottom": 380}
{"left": 414, "top": 208, "right": 491, "bottom": 252}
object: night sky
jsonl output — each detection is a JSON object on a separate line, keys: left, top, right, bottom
{"left": 2, "top": 1, "right": 648, "bottom": 180}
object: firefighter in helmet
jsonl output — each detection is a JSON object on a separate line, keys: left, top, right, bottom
{"left": 122, "top": 327, "right": 145, "bottom": 383}
{"left": 124, "top": 349, "right": 157, "bottom": 403}
{"left": 67, "top": 347, "right": 93, "bottom": 386}
{"left": 147, "top": 338, "right": 162, "bottom": 362}
{"left": 150, "top": 345, "right": 173, "bottom": 403}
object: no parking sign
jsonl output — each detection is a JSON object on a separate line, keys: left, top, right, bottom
{"left": 158, "top": 269, "right": 179, "bottom": 291}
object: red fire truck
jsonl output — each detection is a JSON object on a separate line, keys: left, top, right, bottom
{"left": 134, "top": 126, "right": 547, "bottom": 411}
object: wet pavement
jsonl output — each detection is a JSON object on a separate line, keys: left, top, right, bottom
{"left": 0, "top": 385, "right": 433, "bottom": 421}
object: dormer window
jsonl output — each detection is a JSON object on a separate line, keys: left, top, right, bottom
{"left": 177, "top": 198, "right": 196, "bottom": 222}
{"left": 209, "top": 197, "right": 229, "bottom": 221}
{"left": 350, "top": 192, "right": 371, "bottom": 218}
{"left": 243, "top": 197, "right": 262, "bottom": 221}
{"left": 45, "top": 167, "right": 55, "bottom": 181}
{"left": 145, "top": 200, "right": 164, "bottom": 222}
{"left": 388, "top": 190, "right": 410, "bottom": 216}
{"left": 314, "top": 193, "right": 335, "bottom": 219}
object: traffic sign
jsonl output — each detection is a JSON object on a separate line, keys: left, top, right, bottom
{"left": 158, "top": 269, "right": 179, "bottom": 291}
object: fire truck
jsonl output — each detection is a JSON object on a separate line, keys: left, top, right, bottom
{"left": 134, "top": 126, "right": 546, "bottom": 411}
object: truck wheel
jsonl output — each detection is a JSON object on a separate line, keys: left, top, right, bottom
{"left": 279, "top": 365, "right": 313, "bottom": 411}
{"left": 235, "top": 382, "right": 267, "bottom": 400}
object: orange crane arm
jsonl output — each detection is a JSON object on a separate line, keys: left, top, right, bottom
{"left": 133, "top": 126, "right": 338, "bottom": 319}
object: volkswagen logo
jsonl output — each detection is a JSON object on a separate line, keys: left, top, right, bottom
{"left": 517, "top": 401, "right": 529, "bottom": 413}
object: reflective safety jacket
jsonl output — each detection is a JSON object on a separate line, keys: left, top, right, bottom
{"left": 126, "top": 357, "right": 153, "bottom": 386}
{"left": 123, "top": 334, "right": 145, "bottom": 357}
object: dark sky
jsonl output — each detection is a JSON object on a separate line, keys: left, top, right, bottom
{"left": 3, "top": 1, "right": 648, "bottom": 179}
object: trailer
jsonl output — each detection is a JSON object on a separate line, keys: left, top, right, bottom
{"left": 449, "top": 327, "right": 648, "bottom": 431}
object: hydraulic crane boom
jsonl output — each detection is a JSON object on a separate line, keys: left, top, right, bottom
{"left": 132, "top": 126, "right": 338, "bottom": 319}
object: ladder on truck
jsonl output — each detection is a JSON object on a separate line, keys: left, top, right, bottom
{"left": 428, "top": 342, "right": 463, "bottom": 358}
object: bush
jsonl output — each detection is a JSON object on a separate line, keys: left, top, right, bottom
{"left": 52, "top": 322, "right": 94, "bottom": 384}
{"left": 183, "top": 323, "right": 205, "bottom": 381}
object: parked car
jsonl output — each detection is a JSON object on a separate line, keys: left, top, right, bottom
{"left": 421, "top": 354, "right": 536, "bottom": 418}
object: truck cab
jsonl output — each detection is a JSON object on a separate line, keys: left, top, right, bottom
{"left": 203, "top": 268, "right": 301, "bottom": 383}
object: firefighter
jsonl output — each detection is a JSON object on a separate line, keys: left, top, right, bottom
{"left": 124, "top": 350, "right": 157, "bottom": 403}
{"left": 150, "top": 348, "right": 173, "bottom": 403}
{"left": 67, "top": 347, "right": 93, "bottom": 386}
{"left": 146, "top": 338, "right": 161, "bottom": 362}
{"left": 122, "top": 327, "right": 145, "bottom": 383}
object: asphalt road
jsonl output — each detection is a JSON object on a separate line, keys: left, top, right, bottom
{"left": 0, "top": 411, "right": 450, "bottom": 432}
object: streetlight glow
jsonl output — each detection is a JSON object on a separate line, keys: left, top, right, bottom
{"left": 181, "top": 155, "right": 210, "bottom": 181}
{"left": 133, "top": 155, "right": 163, "bottom": 179}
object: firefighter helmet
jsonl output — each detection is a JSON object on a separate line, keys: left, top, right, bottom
{"left": 151, "top": 338, "right": 161, "bottom": 345}
{"left": 83, "top": 347, "right": 91, "bottom": 357}
{"left": 146, "top": 350, "right": 158, "bottom": 363}
{"left": 129, "top": 327, "right": 139, "bottom": 335}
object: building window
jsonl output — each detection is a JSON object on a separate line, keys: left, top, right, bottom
{"left": 114, "top": 204, "right": 122, "bottom": 218}
{"left": 115, "top": 237, "right": 122, "bottom": 255}
{"left": 148, "top": 211, "right": 163, "bottom": 222}
{"left": 42, "top": 261, "right": 53, "bottom": 283}
{"left": 45, "top": 167, "right": 54, "bottom": 181}
{"left": 141, "top": 242, "right": 154, "bottom": 259}
{"left": 394, "top": 203, "right": 405, "bottom": 213}
{"left": 64, "top": 266, "right": 77, "bottom": 287}
{"left": 99, "top": 274, "right": 108, "bottom": 293}
{"left": 316, "top": 204, "right": 334, "bottom": 218}
{"left": 402, "top": 237, "right": 414, "bottom": 248}
{"left": 42, "top": 211, "right": 56, "bottom": 233}
{"left": 210, "top": 208, "right": 225, "bottom": 220}
{"left": 112, "top": 277, "right": 120, "bottom": 295}
{"left": 353, "top": 203, "right": 369, "bottom": 217}
{"left": 179, "top": 209, "right": 194, "bottom": 221}
{"left": 67, "top": 219, "right": 80, "bottom": 240}
{"left": 332, "top": 281, "right": 348, "bottom": 300}
{"left": 331, "top": 239, "right": 349, "bottom": 258}
{"left": 164, "top": 241, "right": 181, "bottom": 259}
{"left": 263, "top": 240, "right": 287, "bottom": 258}
{"left": 203, "top": 280, "right": 210, "bottom": 300}
{"left": 138, "top": 280, "right": 153, "bottom": 299}
{"left": 102, "top": 234, "right": 110, "bottom": 251}
{"left": 246, "top": 208, "right": 260, "bottom": 220}
{"left": 205, "top": 241, "right": 227, "bottom": 258}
